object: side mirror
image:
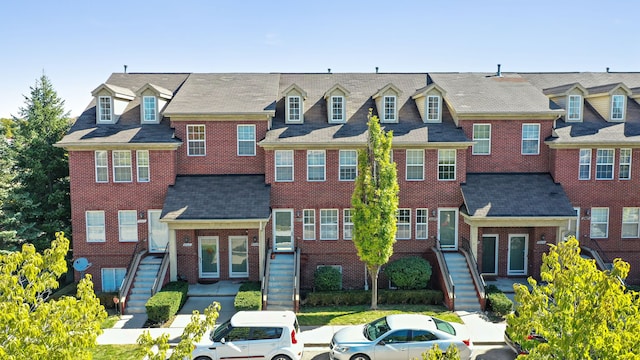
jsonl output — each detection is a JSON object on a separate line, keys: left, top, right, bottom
{"left": 220, "top": 338, "right": 226, "bottom": 344}
{"left": 377, "top": 340, "right": 386, "bottom": 346}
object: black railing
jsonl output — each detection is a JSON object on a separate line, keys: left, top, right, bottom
{"left": 432, "top": 242, "right": 455, "bottom": 310}
{"left": 118, "top": 242, "right": 147, "bottom": 314}
{"left": 460, "top": 236, "right": 487, "bottom": 310}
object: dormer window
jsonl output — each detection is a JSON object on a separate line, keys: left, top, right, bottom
{"left": 611, "top": 95, "right": 625, "bottom": 121}
{"left": 98, "top": 96, "right": 112, "bottom": 122}
{"left": 331, "top": 96, "right": 345, "bottom": 123}
{"left": 412, "top": 83, "right": 445, "bottom": 123}
{"left": 383, "top": 96, "right": 396, "bottom": 123}
{"left": 324, "top": 84, "right": 350, "bottom": 124}
{"left": 287, "top": 96, "right": 302, "bottom": 122}
{"left": 567, "top": 95, "right": 582, "bottom": 122}
{"left": 142, "top": 96, "right": 157, "bottom": 122}
{"left": 427, "top": 95, "right": 441, "bottom": 122}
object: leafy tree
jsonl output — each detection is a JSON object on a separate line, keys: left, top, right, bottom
{"left": 0, "top": 232, "right": 107, "bottom": 359}
{"left": 4, "top": 74, "right": 71, "bottom": 251}
{"left": 137, "top": 302, "right": 220, "bottom": 359}
{"left": 0, "top": 118, "right": 16, "bottom": 138}
{"left": 0, "top": 135, "right": 18, "bottom": 249}
{"left": 421, "top": 343, "right": 461, "bottom": 359}
{"left": 507, "top": 236, "right": 640, "bottom": 359}
{"left": 351, "top": 110, "right": 399, "bottom": 309}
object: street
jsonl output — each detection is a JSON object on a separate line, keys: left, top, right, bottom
{"left": 302, "top": 345, "right": 516, "bottom": 360}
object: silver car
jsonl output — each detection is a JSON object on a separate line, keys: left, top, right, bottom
{"left": 329, "top": 314, "right": 473, "bottom": 360}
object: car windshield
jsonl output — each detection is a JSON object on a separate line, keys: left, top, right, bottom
{"left": 363, "top": 317, "right": 390, "bottom": 341}
{"left": 433, "top": 317, "right": 456, "bottom": 335}
{"left": 211, "top": 320, "right": 232, "bottom": 342}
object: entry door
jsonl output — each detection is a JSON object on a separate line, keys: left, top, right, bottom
{"left": 438, "top": 209, "right": 458, "bottom": 250}
{"left": 481, "top": 235, "right": 498, "bottom": 274}
{"left": 508, "top": 234, "right": 528, "bottom": 275}
{"left": 199, "top": 236, "right": 219, "bottom": 278}
{"left": 273, "top": 210, "right": 293, "bottom": 251}
{"left": 229, "top": 236, "right": 248, "bottom": 277}
{"left": 148, "top": 210, "right": 169, "bottom": 253}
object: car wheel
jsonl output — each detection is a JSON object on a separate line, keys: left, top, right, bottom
{"left": 271, "top": 355, "right": 291, "bottom": 360}
{"left": 350, "top": 354, "right": 370, "bottom": 360}
{"left": 194, "top": 357, "right": 212, "bottom": 360}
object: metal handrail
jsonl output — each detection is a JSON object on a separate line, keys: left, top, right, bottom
{"left": 432, "top": 245, "right": 455, "bottom": 310}
{"left": 262, "top": 249, "right": 272, "bottom": 309}
{"left": 460, "top": 237, "right": 486, "bottom": 310}
{"left": 587, "top": 238, "right": 612, "bottom": 266}
{"left": 118, "top": 242, "right": 146, "bottom": 314}
{"left": 151, "top": 246, "right": 170, "bottom": 295}
{"left": 293, "top": 247, "right": 301, "bottom": 312}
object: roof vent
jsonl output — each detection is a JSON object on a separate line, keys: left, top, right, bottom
{"left": 496, "top": 64, "right": 502, "bottom": 77}
{"left": 376, "top": 66, "right": 379, "bottom": 74}
{"left": 124, "top": 65, "right": 128, "bottom": 73}
{"left": 328, "top": 68, "right": 331, "bottom": 74}
{"left": 606, "top": 67, "right": 610, "bottom": 73}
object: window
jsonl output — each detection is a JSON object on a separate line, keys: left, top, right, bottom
{"left": 567, "top": 95, "right": 582, "bottom": 121}
{"left": 86, "top": 211, "right": 105, "bottom": 242}
{"left": 187, "top": 125, "right": 206, "bottom": 156}
{"left": 620, "top": 148, "right": 632, "bottom": 180}
{"left": 339, "top": 150, "right": 357, "bottom": 181}
{"left": 95, "top": 150, "right": 108, "bottom": 182}
{"left": 521, "top": 124, "right": 540, "bottom": 155}
{"left": 611, "top": 95, "right": 625, "bottom": 120}
{"left": 307, "top": 150, "right": 325, "bottom": 181}
{"left": 331, "top": 96, "right": 345, "bottom": 123}
{"left": 406, "top": 150, "right": 424, "bottom": 180}
{"left": 383, "top": 96, "right": 396, "bottom": 123}
{"left": 596, "top": 149, "right": 614, "bottom": 180}
{"left": 416, "top": 209, "right": 428, "bottom": 239}
{"left": 118, "top": 210, "right": 138, "bottom": 242}
{"left": 101, "top": 268, "right": 126, "bottom": 292}
{"left": 438, "top": 149, "right": 456, "bottom": 181}
{"left": 396, "top": 209, "right": 411, "bottom": 239}
{"left": 275, "top": 150, "right": 293, "bottom": 182}
{"left": 287, "top": 96, "right": 301, "bottom": 122}
{"left": 137, "top": 150, "right": 149, "bottom": 182}
{"left": 237, "top": 124, "right": 256, "bottom": 156}
{"left": 579, "top": 149, "right": 591, "bottom": 180}
{"left": 590, "top": 208, "right": 609, "bottom": 238}
{"left": 622, "top": 207, "right": 640, "bottom": 238}
{"left": 98, "top": 96, "right": 112, "bottom": 122}
{"left": 472, "top": 124, "right": 491, "bottom": 155}
{"left": 112, "top": 150, "right": 132, "bottom": 182}
{"left": 343, "top": 209, "right": 353, "bottom": 240}
{"left": 426, "top": 95, "right": 441, "bottom": 122}
{"left": 142, "top": 96, "right": 157, "bottom": 122}
{"left": 320, "top": 209, "right": 338, "bottom": 240}
{"left": 303, "top": 209, "right": 315, "bottom": 240}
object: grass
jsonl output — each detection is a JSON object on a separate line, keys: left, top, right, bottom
{"left": 101, "top": 314, "right": 121, "bottom": 329}
{"left": 298, "top": 304, "right": 460, "bottom": 326}
{"left": 93, "top": 344, "right": 142, "bottom": 360}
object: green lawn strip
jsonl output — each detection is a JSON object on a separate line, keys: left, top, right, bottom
{"left": 298, "top": 304, "right": 460, "bottom": 326}
{"left": 101, "top": 315, "right": 120, "bottom": 329}
{"left": 93, "top": 344, "right": 142, "bottom": 360}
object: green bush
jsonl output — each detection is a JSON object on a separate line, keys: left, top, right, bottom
{"left": 234, "top": 281, "right": 262, "bottom": 311}
{"left": 314, "top": 266, "right": 342, "bottom": 291}
{"left": 305, "top": 289, "right": 443, "bottom": 307}
{"left": 144, "top": 280, "right": 189, "bottom": 323}
{"left": 384, "top": 256, "right": 432, "bottom": 290}
{"left": 487, "top": 291, "right": 513, "bottom": 316}
{"left": 96, "top": 292, "right": 118, "bottom": 309}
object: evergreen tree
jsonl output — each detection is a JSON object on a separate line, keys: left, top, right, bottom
{"left": 351, "top": 110, "right": 399, "bottom": 309}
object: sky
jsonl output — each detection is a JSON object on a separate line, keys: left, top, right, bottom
{"left": 1, "top": 0, "right": 639, "bottom": 119}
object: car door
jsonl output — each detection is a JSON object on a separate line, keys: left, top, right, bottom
{"left": 406, "top": 329, "right": 453, "bottom": 359}
{"left": 374, "top": 329, "right": 410, "bottom": 360}
{"left": 217, "top": 326, "right": 251, "bottom": 359}
{"left": 247, "top": 326, "right": 283, "bottom": 359}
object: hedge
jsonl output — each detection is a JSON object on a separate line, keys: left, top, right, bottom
{"left": 234, "top": 281, "right": 262, "bottom": 311}
{"left": 145, "top": 281, "right": 189, "bottom": 323}
{"left": 485, "top": 285, "right": 513, "bottom": 316}
{"left": 384, "top": 257, "right": 432, "bottom": 290}
{"left": 314, "top": 266, "right": 342, "bottom": 291}
{"left": 305, "top": 289, "right": 443, "bottom": 307}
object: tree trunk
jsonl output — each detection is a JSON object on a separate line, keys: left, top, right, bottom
{"left": 370, "top": 266, "right": 379, "bottom": 310}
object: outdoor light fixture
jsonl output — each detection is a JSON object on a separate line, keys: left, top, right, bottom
{"left": 431, "top": 210, "right": 436, "bottom": 216}
{"left": 585, "top": 209, "right": 591, "bottom": 216}
{"left": 139, "top": 211, "right": 145, "bottom": 219}
{"left": 541, "top": 234, "right": 546, "bottom": 242}
{"left": 252, "top": 236, "right": 257, "bottom": 244}
{"left": 183, "top": 236, "right": 191, "bottom": 243}
{"left": 296, "top": 211, "right": 302, "bottom": 218}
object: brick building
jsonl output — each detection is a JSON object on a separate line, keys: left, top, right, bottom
{"left": 56, "top": 70, "right": 640, "bottom": 311}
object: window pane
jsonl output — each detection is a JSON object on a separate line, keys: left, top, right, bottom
{"left": 396, "top": 209, "right": 411, "bottom": 239}
{"left": 307, "top": 151, "right": 325, "bottom": 181}
{"left": 119, "top": 210, "right": 138, "bottom": 242}
{"left": 143, "top": 96, "right": 156, "bottom": 121}
{"left": 320, "top": 209, "right": 338, "bottom": 240}
{"left": 406, "top": 150, "right": 424, "bottom": 180}
{"left": 384, "top": 96, "right": 396, "bottom": 122}
{"left": 438, "top": 149, "right": 456, "bottom": 180}
{"left": 622, "top": 207, "right": 639, "bottom": 238}
{"left": 339, "top": 150, "right": 357, "bottom": 181}
{"left": 343, "top": 209, "right": 353, "bottom": 240}
{"left": 332, "top": 96, "right": 344, "bottom": 122}
{"left": 416, "top": 209, "right": 428, "bottom": 239}
{"left": 472, "top": 124, "right": 491, "bottom": 155}
{"left": 289, "top": 96, "right": 301, "bottom": 121}
{"left": 187, "top": 125, "right": 206, "bottom": 156}
{"left": 579, "top": 149, "right": 591, "bottom": 180}
{"left": 522, "top": 124, "right": 540, "bottom": 155}
{"left": 95, "top": 151, "right": 108, "bottom": 182}
{"left": 237, "top": 125, "right": 256, "bottom": 156}
{"left": 137, "top": 150, "right": 149, "bottom": 182}
{"left": 427, "top": 96, "right": 440, "bottom": 121}
{"left": 86, "top": 211, "right": 105, "bottom": 242}
{"left": 568, "top": 95, "right": 581, "bottom": 121}
{"left": 612, "top": 95, "right": 624, "bottom": 120}
{"left": 620, "top": 148, "right": 631, "bottom": 180}
{"left": 596, "top": 149, "right": 614, "bottom": 180}
{"left": 303, "top": 209, "right": 315, "bottom": 240}
{"left": 113, "top": 151, "right": 132, "bottom": 182}
{"left": 590, "top": 208, "right": 609, "bottom": 238}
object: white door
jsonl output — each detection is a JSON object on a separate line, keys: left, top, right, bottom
{"left": 199, "top": 236, "right": 219, "bottom": 278}
{"left": 273, "top": 210, "right": 294, "bottom": 251}
{"left": 229, "top": 236, "right": 249, "bottom": 278}
{"left": 508, "top": 234, "right": 528, "bottom": 275}
{"left": 438, "top": 208, "right": 458, "bottom": 250}
{"left": 148, "top": 210, "right": 169, "bottom": 253}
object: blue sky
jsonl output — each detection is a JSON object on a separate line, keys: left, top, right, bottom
{"left": 2, "top": 0, "right": 639, "bottom": 118}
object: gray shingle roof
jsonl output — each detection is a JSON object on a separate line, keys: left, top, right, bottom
{"left": 461, "top": 173, "right": 575, "bottom": 217}
{"left": 161, "top": 175, "right": 271, "bottom": 221}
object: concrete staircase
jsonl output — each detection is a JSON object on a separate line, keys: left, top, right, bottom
{"left": 126, "top": 255, "right": 163, "bottom": 314}
{"left": 443, "top": 252, "right": 482, "bottom": 312}
{"left": 266, "top": 253, "right": 295, "bottom": 311}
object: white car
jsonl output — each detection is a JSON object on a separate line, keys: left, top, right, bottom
{"left": 329, "top": 314, "right": 473, "bottom": 360}
{"left": 192, "top": 310, "right": 304, "bottom": 360}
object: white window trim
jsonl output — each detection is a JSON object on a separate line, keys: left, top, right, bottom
{"left": 472, "top": 124, "right": 491, "bottom": 155}
{"left": 396, "top": 208, "right": 411, "bottom": 240}
{"left": 416, "top": 208, "right": 428, "bottom": 240}
{"left": 142, "top": 96, "right": 157, "bottom": 123}
{"left": 320, "top": 209, "right": 339, "bottom": 240}
{"left": 86, "top": 210, "right": 105, "bottom": 243}
{"left": 307, "top": 150, "right": 326, "bottom": 182}
{"left": 101, "top": 268, "right": 126, "bottom": 292}
{"left": 287, "top": 95, "right": 303, "bottom": 123}
{"left": 187, "top": 124, "right": 206, "bottom": 156}
{"left": 303, "top": 209, "right": 315, "bottom": 240}
{"left": 579, "top": 149, "right": 592, "bottom": 180}
{"left": 567, "top": 95, "right": 582, "bottom": 122}
{"left": 622, "top": 207, "right": 640, "bottom": 238}
{"left": 507, "top": 234, "right": 528, "bottom": 275}
{"left": 438, "top": 149, "right": 457, "bottom": 181}
{"left": 98, "top": 96, "right": 112, "bottom": 123}
{"left": 136, "top": 150, "right": 150, "bottom": 183}
{"left": 521, "top": 123, "right": 540, "bottom": 155}
{"left": 595, "top": 148, "right": 614, "bottom": 180}
{"left": 343, "top": 209, "right": 353, "bottom": 240}
{"left": 95, "top": 150, "right": 108, "bottom": 183}
{"left": 590, "top": 207, "right": 609, "bottom": 238}
{"left": 228, "top": 236, "right": 249, "bottom": 278}
{"left": 406, "top": 149, "right": 424, "bottom": 181}
{"left": 330, "top": 96, "right": 345, "bottom": 123}
{"left": 118, "top": 210, "right": 138, "bottom": 242}
{"left": 426, "top": 95, "right": 441, "bottom": 123}
{"left": 611, "top": 95, "right": 625, "bottom": 121}
{"left": 112, "top": 150, "right": 132, "bottom": 183}
{"left": 339, "top": 150, "right": 357, "bottom": 181}
{"left": 382, "top": 95, "right": 397, "bottom": 123}
{"left": 620, "top": 148, "right": 632, "bottom": 180}
{"left": 275, "top": 150, "right": 294, "bottom": 182}
{"left": 237, "top": 124, "right": 256, "bottom": 156}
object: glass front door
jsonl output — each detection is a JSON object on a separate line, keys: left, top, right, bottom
{"left": 229, "top": 236, "right": 248, "bottom": 277}
{"left": 481, "top": 235, "right": 498, "bottom": 274}
{"left": 199, "top": 236, "right": 219, "bottom": 278}
{"left": 148, "top": 210, "right": 169, "bottom": 253}
{"left": 273, "top": 210, "right": 293, "bottom": 251}
{"left": 508, "top": 234, "right": 528, "bottom": 275}
{"left": 438, "top": 209, "right": 458, "bottom": 250}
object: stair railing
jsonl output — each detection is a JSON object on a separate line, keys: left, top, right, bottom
{"left": 118, "top": 242, "right": 147, "bottom": 314}
{"left": 432, "top": 240, "right": 455, "bottom": 310}
{"left": 151, "top": 246, "right": 170, "bottom": 296}
{"left": 459, "top": 237, "right": 487, "bottom": 310}
{"left": 293, "top": 247, "right": 301, "bottom": 312}
{"left": 262, "top": 249, "right": 272, "bottom": 310}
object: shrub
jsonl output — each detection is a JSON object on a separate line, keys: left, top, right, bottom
{"left": 304, "top": 289, "right": 443, "bottom": 307}
{"left": 144, "top": 280, "right": 189, "bottom": 323}
{"left": 384, "top": 256, "right": 432, "bottom": 290}
{"left": 314, "top": 266, "right": 342, "bottom": 291}
{"left": 234, "top": 281, "right": 262, "bottom": 311}
{"left": 486, "top": 290, "right": 513, "bottom": 316}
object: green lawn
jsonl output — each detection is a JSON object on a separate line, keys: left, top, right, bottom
{"left": 93, "top": 344, "right": 142, "bottom": 360}
{"left": 297, "top": 304, "right": 460, "bottom": 326}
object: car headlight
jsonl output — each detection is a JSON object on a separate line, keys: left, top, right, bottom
{"left": 333, "top": 344, "right": 350, "bottom": 353}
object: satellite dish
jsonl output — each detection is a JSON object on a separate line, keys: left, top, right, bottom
{"left": 72, "top": 257, "right": 92, "bottom": 272}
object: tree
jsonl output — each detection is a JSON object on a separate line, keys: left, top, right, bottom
{"left": 0, "top": 232, "right": 107, "bottom": 359}
{"left": 137, "top": 302, "right": 220, "bottom": 359}
{"left": 421, "top": 343, "right": 461, "bottom": 359}
{"left": 351, "top": 110, "right": 399, "bottom": 309}
{"left": 4, "top": 74, "right": 71, "bottom": 251}
{"left": 0, "top": 135, "right": 18, "bottom": 249}
{"left": 507, "top": 236, "right": 640, "bottom": 359}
